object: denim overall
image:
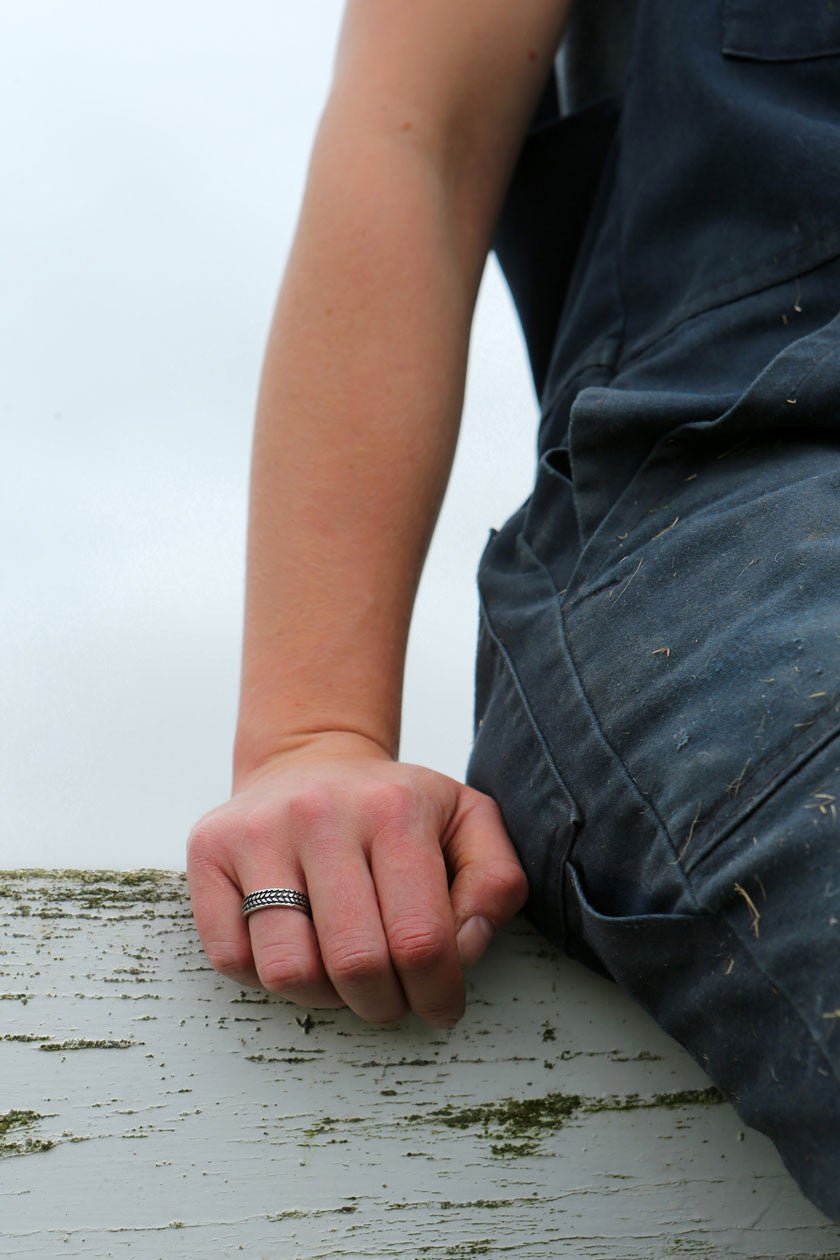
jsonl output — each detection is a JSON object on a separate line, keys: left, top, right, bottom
{"left": 466, "top": 0, "right": 840, "bottom": 1220}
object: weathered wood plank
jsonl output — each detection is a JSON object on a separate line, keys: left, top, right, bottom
{"left": 1, "top": 869, "right": 839, "bottom": 1258}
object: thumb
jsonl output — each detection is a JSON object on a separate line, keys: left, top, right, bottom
{"left": 455, "top": 914, "right": 497, "bottom": 968}
{"left": 443, "top": 790, "right": 530, "bottom": 967}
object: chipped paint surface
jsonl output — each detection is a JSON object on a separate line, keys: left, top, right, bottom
{"left": 1, "top": 870, "right": 839, "bottom": 1257}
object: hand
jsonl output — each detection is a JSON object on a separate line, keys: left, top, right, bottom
{"left": 186, "top": 731, "right": 528, "bottom": 1029}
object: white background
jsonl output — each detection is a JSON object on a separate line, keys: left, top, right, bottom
{"left": 0, "top": 1, "right": 540, "bottom": 869}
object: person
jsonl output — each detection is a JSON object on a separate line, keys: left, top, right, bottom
{"left": 186, "top": 0, "right": 840, "bottom": 1222}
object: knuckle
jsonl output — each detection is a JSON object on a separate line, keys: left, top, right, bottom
{"left": 186, "top": 817, "right": 226, "bottom": 865}
{"left": 425, "top": 998, "right": 465, "bottom": 1028}
{"left": 463, "top": 788, "right": 503, "bottom": 823}
{"left": 470, "top": 792, "right": 518, "bottom": 838}
{"left": 284, "top": 787, "right": 340, "bottom": 832}
{"left": 485, "top": 859, "right": 530, "bottom": 906}
{"left": 370, "top": 1000, "right": 410, "bottom": 1027}
{"left": 204, "top": 940, "right": 252, "bottom": 977}
{"left": 257, "top": 951, "right": 322, "bottom": 995}
{"left": 240, "top": 805, "right": 283, "bottom": 851}
{"left": 325, "top": 938, "right": 390, "bottom": 985}
{"left": 366, "top": 781, "right": 420, "bottom": 832}
{"left": 387, "top": 920, "right": 448, "bottom": 972}
{"left": 243, "top": 789, "right": 341, "bottom": 850}
{"left": 501, "top": 860, "right": 530, "bottom": 905}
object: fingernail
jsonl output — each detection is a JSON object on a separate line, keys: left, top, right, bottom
{"left": 456, "top": 915, "right": 495, "bottom": 968}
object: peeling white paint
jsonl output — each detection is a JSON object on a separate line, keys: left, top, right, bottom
{"left": 1, "top": 870, "right": 839, "bottom": 1258}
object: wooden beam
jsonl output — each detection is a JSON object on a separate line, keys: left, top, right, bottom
{"left": 1, "top": 870, "right": 837, "bottom": 1256}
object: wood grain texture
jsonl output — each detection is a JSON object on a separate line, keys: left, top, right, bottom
{"left": 1, "top": 869, "right": 839, "bottom": 1259}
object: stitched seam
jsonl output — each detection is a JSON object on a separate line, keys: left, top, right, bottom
{"left": 516, "top": 532, "right": 702, "bottom": 912}
{"left": 710, "top": 899, "right": 840, "bottom": 1095}
{"left": 576, "top": 451, "right": 838, "bottom": 601}
{"left": 567, "top": 859, "right": 705, "bottom": 925}
{"left": 685, "top": 719, "right": 840, "bottom": 876}
{"left": 617, "top": 229, "right": 840, "bottom": 372}
{"left": 721, "top": 0, "right": 840, "bottom": 62}
{"left": 476, "top": 591, "right": 582, "bottom": 824}
{"left": 565, "top": 331, "right": 840, "bottom": 611}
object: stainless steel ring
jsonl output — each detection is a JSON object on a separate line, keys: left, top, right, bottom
{"left": 241, "top": 887, "right": 313, "bottom": 919}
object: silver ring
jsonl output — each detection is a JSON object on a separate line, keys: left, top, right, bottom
{"left": 242, "top": 887, "right": 313, "bottom": 919}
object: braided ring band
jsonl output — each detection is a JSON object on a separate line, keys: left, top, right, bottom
{"left": 242, "top": 887, "right": 313, "bottom": 919}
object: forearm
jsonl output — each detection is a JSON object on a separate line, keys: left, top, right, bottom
{"left": 232, "top": 109, "right": 489, "bottom": 780}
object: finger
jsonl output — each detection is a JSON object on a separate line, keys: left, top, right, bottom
{"left": 187, "top": 846, "right": 262, "bottom": 989}
{"left": 369, "top": 822, "right": 465, "bottom": 1029}
{"left": 299, "top": 842, "right": 411, "bottom": 1026}
{"left": 238, "top": 854, "right": 346, "bottom": 1009}
{"left": 443, "top": 791, "right": 530, "bottom": 967}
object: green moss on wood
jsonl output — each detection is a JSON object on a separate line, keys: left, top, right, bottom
{"left": 39, "top": 1038, "right": 137, "bottom": 1052}
{"left": 0, "top": 869, "right": 186, "bottom": 909}
{"left": 427, "top": 1090, "right": 584, "bottom": 1136}
{"left": 0, "top": 1110, "right": 54, "bottom": 1157}
{"left": 0, "top": 1110, "right": 40, "bottom": 1137}
{"left": 412, "top": 1085, "right": 726, "bottom": 1158}
{"left": 267, "top": 1205, "right": 358, "bottom": 1222}
{"left": 246, "top": 1054, "right": 314, "bottom": 1065}
{"left": 599, "top": 1086, "right": 725, "bottom": 1112}
{"left": 437, "top": 1243, "right": 494, "bottom": 1258}
{"left": 0, "top": 868, "right": 186, "bottom": 885}
{"left": 302, "top": 1114, "right": 365, "bottom": 1138}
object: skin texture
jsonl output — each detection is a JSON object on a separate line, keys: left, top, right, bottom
{"left": 187, "top": 0, "right": 573, "bottom": 1029}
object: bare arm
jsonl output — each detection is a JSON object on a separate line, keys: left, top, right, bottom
{"left": 188, "top": 0, "right": 573, "bottom": 1031}
{"left": 233, "top": 0, "right": 573, "bottom": 774}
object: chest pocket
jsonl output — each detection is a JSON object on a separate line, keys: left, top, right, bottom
{"left": 722, "top": 0, "right": 840, "bottom": 60}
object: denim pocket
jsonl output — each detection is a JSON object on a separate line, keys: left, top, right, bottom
{"left": 564, "top": 857, "right": 840, "bottom": 1221}
{"left": 465, "top": 605, "right": 581, "bottom": 951}
{"left": 564, "top": 860, "right": 716, "bottom": 992}
{"left": 560, "top": 304, "right": 840, "bottom": 900}
{"left": 722, "top": 0, "right": 840, "bottom": 60}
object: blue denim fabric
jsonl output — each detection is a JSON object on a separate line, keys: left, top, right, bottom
{"left": 466, "top": 0, "right": 840, "bottom": 1221}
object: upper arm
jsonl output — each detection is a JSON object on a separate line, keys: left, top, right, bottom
{"left": 324, "top": 0, "right": 573, "bottom": 245}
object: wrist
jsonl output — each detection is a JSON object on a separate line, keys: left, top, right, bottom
{"left": 232, "top": 726, "right": 397, "bottom": 792}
